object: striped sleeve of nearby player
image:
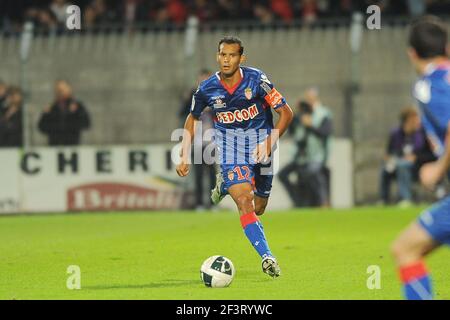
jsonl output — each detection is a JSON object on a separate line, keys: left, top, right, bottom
{"left": 256, "top": 70, "right": 287, "bottom": 110}
{"left": 413, "top": 75, "right": 450, "bottom": 157}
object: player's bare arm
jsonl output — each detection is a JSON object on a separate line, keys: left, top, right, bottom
{"left": 391, "top": 17, "right": 449, "bottom": 301}
{"left": 176, "top": 113, "right": 197, "bottom": 177}
{"left": 253, "top": 104, "right": 294, "bottom": 163}
{"left": 420, "top": 121, "right": 450, "bottom": 189}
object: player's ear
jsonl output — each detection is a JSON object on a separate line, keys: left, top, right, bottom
{"left": 406, "top": 48, "right": 418, "bottom": 62}
{"left": 216, "top": 53, "right": 220, "bottom": 63}
{"left": 240, "top": 54, "right": 246, "bottom": 64}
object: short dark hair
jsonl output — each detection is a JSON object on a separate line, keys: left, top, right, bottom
{"left": 409, "top": 16, "right": 448, "bottom": 59}
{"left": 218, "top": 36, "right": 244, "bottom": 55}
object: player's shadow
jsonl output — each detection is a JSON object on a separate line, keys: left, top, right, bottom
{"left": 84, "top": 279, "right": 199, "bottom": 290}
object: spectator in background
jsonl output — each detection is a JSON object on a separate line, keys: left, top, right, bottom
{"left": 38, "top": 80, "right": 90, "bottom": 146}
{"left": 0, "top": 0, "right": 28, "bottom": 34}
{"left": 379, "top": 106, "right": 436, "bottom": 207}
{"left": 279, "top": 87, "right": 332, "bottom": 207}
{"left": 123, "top": 0, "right": 150, "bottom": 31}
{"left": 270, "top": 0, "right": 294, "bottom": 23}
{"left": 191, "top": 0, "right": 217, "bottom": 23}
{"left": 168, "top": 0, "right": 188, "bottom": 25}
{"left": 3, "top": 0, "right": 440, "bottom": 32}
{"left": 24, "top": 4, "right": 58, "bottom": 31}
{"left": 179, "top": 69, "right": 216, "bottom": 210}
{"left": 179, "top": 69, "right": 211, "bottom": 122}
{"left": 327, "top": 0, "right": 353, "bottom": 17}
{"left": 296, "top": 0, "right": 319, "bottom": 24}
{"left": 50, "top": 0, "right": 71, "bottom": 27}
{"left": 217, "top": 0, "right": 240, "bottom": 21}
{"left": 406, "top": 0, "right": 426, "bottom": 17}
{"left": 236, "top": 0, "right": 254, "bottom": 20}
{"left": 427, "top": 0, "right": 450, "bottom": 15}
{"left": 0, "top": 86, "right": 23, "bottom": 147}
{"left": 253, "top": 3, "right": 274, "bottom": 24}
{"left": 0, "top": 80, "right": 8, "bottom": 112}
{"left": 192, "top": 106, "right": 216, "bottom": 210}
{"left": 149, "top": 0, "right": 189, "bottom": 25}
{"left": 84, "top": 0, "right": 118, "bottom": 29}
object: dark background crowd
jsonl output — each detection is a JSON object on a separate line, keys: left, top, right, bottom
{"left": 1, "top": 0, "right": 450, "bottom": 33}
{"left": 0, "top": 80, "right": 91, "bottom": 148}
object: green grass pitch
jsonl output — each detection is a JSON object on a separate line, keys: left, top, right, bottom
{"left": 0, "top": 207, "right": 449, "bottom": 300}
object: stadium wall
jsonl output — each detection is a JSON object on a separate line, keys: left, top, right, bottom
{"left": 0, "top": 139, "right": 352, "bottom": 214}
{"left": 1, "top": 24, "right": 440, "bottom": 203}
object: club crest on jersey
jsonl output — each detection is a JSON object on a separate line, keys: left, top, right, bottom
{"left": 216, "top": 104, "right": 259, "bottom": 124}
{"left": 245, "top": 88, "right": 253, "bottom": 100}
{"left": 213, "top": 98, "right": 226, "bottom": 109}
{"left": 227, "top": 170, "right": 234, "bottom": 181}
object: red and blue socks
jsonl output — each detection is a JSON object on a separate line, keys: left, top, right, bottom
{"left": 240, "top": 212, "right": 273, "bottom": 259}
{"left": 399, "top": 261, "right": 433, "bottom": 300}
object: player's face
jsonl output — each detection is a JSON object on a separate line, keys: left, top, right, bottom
{"left": 403, "top": 113, "right": 421, "bottom": 133}
{"left": 217, "top": 43, "right": 244, "bottom": 77}
{"left": 410, "top": 114, "right": 421, "bottom": 130}
{"left": 7, "top": 91, "right": 22, "bottom": 106}
{"left": 55, "top": 81, "right": 72, "bottom": 100}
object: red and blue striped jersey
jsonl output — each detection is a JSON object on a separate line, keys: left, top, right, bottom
{"left": 413, "top": 61, "right": 450, "bottom": 158}
{"left": 190, "top": 66, "right": 287, "bottom": 164}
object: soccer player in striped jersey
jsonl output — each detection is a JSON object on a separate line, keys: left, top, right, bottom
{"left": 176, "top": 36, "right": 293, "bottom": 278}
{"left": 391, "top": 16, "right": 450, "bottom": 300}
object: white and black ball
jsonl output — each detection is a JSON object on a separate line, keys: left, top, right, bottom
{"left": 200, "top": 255, "right": 235, "bottom": 288}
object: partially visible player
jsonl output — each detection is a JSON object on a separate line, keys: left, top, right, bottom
{"left": 176, "top": 36, "right": 293, "bottom": 277}
{"left": 391, "top": 16, "right": 450, "bottom": 300}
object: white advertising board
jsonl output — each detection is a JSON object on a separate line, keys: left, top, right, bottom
{"left": 0, "top": 145, "right": 190, "bottom": 213}
{"left": 0, "top": 139, "right": 353, "bottom": 214}
{"left": 0, "top": 148, "right": 21, "bottom": 214}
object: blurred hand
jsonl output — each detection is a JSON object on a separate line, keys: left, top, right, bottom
{"left": 252, "top": 139, "right": 271, "bottom": 163}
{"left": 301, "top": 114, "right": 312, "bottom": 127}
{"left": 420, "top": 161, "right": 443, "bottom": 190}
{"left": 404, "top": 154, "right": 416, "bottom": 163}
{"left": 176, "top": 162, "right": 190, "bottom": 177}
{"left": 4, "top": 105, "right": 19, "bottom": 119}
{"left": 421, "top": 120, "right": 450, "bottom": 190}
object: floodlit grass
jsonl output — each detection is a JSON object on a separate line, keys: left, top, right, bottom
{"left": 0, "top": 207, "right": 448, "bottom": 299}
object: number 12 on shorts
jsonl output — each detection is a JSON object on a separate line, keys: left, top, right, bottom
{"left": 233, "top": 166, "right": 250, "bottom": 181}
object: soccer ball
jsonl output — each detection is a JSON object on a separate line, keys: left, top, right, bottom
{"left": 200, "top": 255, "right": 235, "bottom": 288}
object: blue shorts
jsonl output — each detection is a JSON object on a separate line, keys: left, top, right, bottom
{"left": 220, "top": 163, "right": 273, "bottom": 198}
{"left": 418, "top": 195, "right": 450, "bottom": 246}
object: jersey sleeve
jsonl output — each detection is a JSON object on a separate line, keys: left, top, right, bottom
{"left": 190, "top": 86, "right": 208, "bottom": 119}
{"left": 421, "top": 113, "right": 444, "bottom": 157}
{"left": 257, "top": 72, "right": 287, "bottom": 110}
{"left": 414, "top": 79, "right": 445, "bottom": 156}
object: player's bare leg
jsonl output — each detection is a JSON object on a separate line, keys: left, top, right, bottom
{"left": 254, "top": 196, "right": 269, "bottom": 216}
{"left": 228, "top": 183, "right": 280, "bottom": 278}
{"left": 391, "top": 222, "right": 440, "bottom": 300}
{"left": 391, "top": 222, "right": 439, "bottom": 266}
{"left": 228, "top": 182, "right": 254, "bottom": 216}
